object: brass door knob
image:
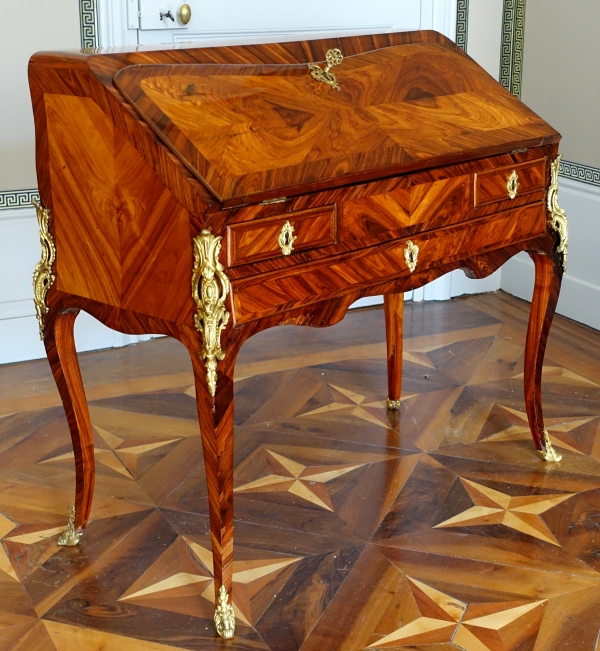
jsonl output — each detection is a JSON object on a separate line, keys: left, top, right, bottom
{"left": 178, "top": 3, "right": 191, "bottom": 24}
{"left": 278, "top": 221, "right": 297, "bottom": 256}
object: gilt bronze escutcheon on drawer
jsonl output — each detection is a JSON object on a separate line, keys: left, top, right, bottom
{"left": 29, "top": 29, "right": 572, "bottom": 639}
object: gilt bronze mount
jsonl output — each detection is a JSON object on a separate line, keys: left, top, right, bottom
{"left": 539, "top": 429, "right": 562, "bottom": 463}
{"left": 192, "top": 230, "right": 231, "bottom": 396}
{"left": 32, "top": 200, "right": 56, "bottom": 340}
{"left": 507, "top": 169, "right": 520, "bottom": 199}
{"left": 547, "top": 155, "right": 569, "bottom": 273}
{"left": 308, "top": 48, "right": 344, "bottom": 92}
{"left": 214, "top": 585, "right": 235, "bottom": 639}
{"left": 57, "top": 506, "right": 83, "bottom": 547}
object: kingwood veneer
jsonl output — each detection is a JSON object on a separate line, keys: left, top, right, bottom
{"left": 28, "top": 30, "right": 569, "bottom": 639}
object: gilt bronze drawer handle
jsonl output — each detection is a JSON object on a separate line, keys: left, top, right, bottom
{"left": 277, "top": 221, "right": 297, "bottom": 256}
{"left": 404, "top": 240, "right": 419, "bottom": 273}
{"left": 308, "top": 48, "right": 344, "bottom": 92}
{"left": 507, "top": 170, "right": 520, "bottom": 199}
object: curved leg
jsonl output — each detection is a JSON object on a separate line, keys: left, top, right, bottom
{"left": 384, "top": 293, "right": 404, "bottom": 410}
{"left": 524, "top": 253, "right": 563, "bottom": 462}
{"left": 181, "top": 327, "right": 236, "bottom": 639}
{"left": 44, "top": 309, "right": 95, "bottom": 542}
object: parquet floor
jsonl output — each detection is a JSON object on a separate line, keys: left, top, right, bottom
{"left": 1, "top": 291, "right": 600, "bottom": 651}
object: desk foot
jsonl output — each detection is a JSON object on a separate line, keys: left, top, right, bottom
{"left": 45, "top": 309, "right": 95, "bottom": 532}
{"left": 539, "top": 430, "right": 562, "bottom": 463}
{"left": 524, "top": 252, "right": 563, "bottom": 459}
{"left": 181, "top": 326, "right": 237, "bottom": 640}
{"left": 57, "top": 505, "right": 83, "bottom": 547}
{"left": 214, "top": 585, "right": 235, "bottom": 639}
{"left": 384, "top": 293, "right": 404, "bottom": 409}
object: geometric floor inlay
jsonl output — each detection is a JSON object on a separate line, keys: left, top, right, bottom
{"left": 1, "top": 293, "right": 600, "bottom": 650}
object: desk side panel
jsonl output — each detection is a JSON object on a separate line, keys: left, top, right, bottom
{"left": 230, "top": 204, "right": 546, "bottom": 324}
{"left": 46, "top": 94, "right": 121, "bottom": 306}
{"left": 115, "top": 128, "right": 194, "bottom": 325}
{"left": 43, "top": 93, "right": 194, "bottom": 325}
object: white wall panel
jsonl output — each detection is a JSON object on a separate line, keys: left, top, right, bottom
{"left": 501, "top": 178, "right": 600, "bottom": 331}
{"left": 467, "top": 0, "right": 503, "bottom": 80}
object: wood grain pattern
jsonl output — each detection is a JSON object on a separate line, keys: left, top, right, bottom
{"left": 475, "top": 158, "right": 546, "bottom": 207}
{"left": 27, "top": 31, "right": 567, "bottom": 637}
{"left": 43, "top": 309, "right": 95, "bottom": 530}
{"left": 384, "top": 293, "right": 404, "bottom": 406}
{"left": 113, "top": 45, "right": 558, "bottom": 203}
{"left": 230, "top": 204, "right": 546, "bottom": 325}
{"left": 524, "top": 252, "right": 563, "bottom": 453}
{"left": 227, "top": 205, "right": 336, "bottom": 267}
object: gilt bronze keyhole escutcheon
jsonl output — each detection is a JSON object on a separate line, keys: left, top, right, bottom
{"left": 507, "top": 170, "right": 519, "bottom": 199}
{"left": 404, "top": 240, "right": 419, "bottom": 273}
{"left": 308, "top": 48, "right": 344, "bottom": 92}
{"left": 277, "top": 221, "right": 297, "bottom": 256}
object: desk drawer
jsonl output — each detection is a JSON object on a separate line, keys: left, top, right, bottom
{"left": 341, "top": 175, "right": 471, "bottom": 245}
{"left": 475, "top": 159, "right": 546, "bottom": 207}
{"left": 227, "top": 205, "right": 336, "bottom": 267}
{"left": 231, "top": 203, "right": 546, "bottom": 324}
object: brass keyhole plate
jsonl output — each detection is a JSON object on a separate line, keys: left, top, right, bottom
{"left": 404, "top": 240, "right": 419, "bottom": 273}
{"left": 507, "top": 170, "right": 519, "bottom": 199}
{"left": 277, "top": 221, "right": 297, "bottom": 256}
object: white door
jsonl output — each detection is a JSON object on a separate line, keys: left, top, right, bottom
{"left": 100, "top": 0, "right": 457, "bottom": 49}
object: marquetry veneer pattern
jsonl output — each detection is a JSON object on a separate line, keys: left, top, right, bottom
{"left": 1, "top": 296, "right": 600, "bottom": 650}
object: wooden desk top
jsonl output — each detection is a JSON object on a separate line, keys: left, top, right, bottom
{"left": 114, "top": 41, "right": 558, "bottom": 204}
{"left": 31, "top": 30, "right": 559, "bottom": 208}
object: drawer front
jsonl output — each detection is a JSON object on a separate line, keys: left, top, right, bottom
{"left": 231, "top": 203, "right": 546, "bottom": 324}
{"left": 341, "top": 175, "right": 471, "bottom": 245}
{"left": 475, "top": 159, "right": 546, "bottom": 207}
{"left": 227, "top": 205, "right": 336, "bottom": 267}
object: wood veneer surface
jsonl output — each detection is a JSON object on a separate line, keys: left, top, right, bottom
{"left": 1, "top": 293, "right": 600, "bottom": 650}
{"left": 114, "top": 43, "right": 559, "bottom": 202}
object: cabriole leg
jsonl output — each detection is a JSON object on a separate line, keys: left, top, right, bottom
{"left": 524, "top": 252, "right": 563, "bottom": 462}
{"left": 184, "top": 329, "right": 236, "bottom": 639}
{"left": 44, "top": 309, "right": 95, "bottom": 543}
{"left": 384, "top": 293, "right": 404, "bottom": 411}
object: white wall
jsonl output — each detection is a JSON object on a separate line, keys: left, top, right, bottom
{"left": 0, "top": 1, "right": 80, "bottom": 193}
{"left": 499, "top": 0, "right": 600, "bottom": 330}
{"left": 501, "top": 179, "right": 600, "bottom": 331}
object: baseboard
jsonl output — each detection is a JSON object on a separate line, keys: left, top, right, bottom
{"left": 501, "top": 253, "right": 600, "bottom": 332}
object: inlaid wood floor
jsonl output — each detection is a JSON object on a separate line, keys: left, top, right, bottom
{"left": 1, "top": 292, "right": 600, "bottom": 650}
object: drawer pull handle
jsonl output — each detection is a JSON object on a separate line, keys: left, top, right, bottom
{"left": 507, "top": 170, "right": 520, "bottom": 199}
{"left": 277, "top": 221, "right": 297, "bottom": 256}
{"left": 404, "top": 240, "right": 419, "bottom": 273}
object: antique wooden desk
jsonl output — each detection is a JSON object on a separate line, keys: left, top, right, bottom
{"left": 29, "top": 30, "right": 568, "bottom": 639}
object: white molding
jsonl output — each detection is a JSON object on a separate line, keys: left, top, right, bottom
{"left": 501, "top": 176, "right": 600, "bottom": 331}
{"left": 172, "top": 25, "right": 395, "bottom": 46}
{"left": 0, "top": 205, "right": 36, "bottom": 222}
{"left": 97, "top": 0, "right": 138, "bottom": 47}
{"left": 501, "top": 253, "right": 600, "bottom": 332}
{"left": 559, "top": 175, "right": 600, "bottom": 200}
{"left": 0, "top": 300, "right": 35, "bottom": 320}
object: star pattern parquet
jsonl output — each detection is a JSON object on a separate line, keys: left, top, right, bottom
{"left": 1, "top": 292, "right": 600, "bottom": 649}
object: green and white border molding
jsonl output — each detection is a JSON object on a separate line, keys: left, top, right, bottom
{"left": 1, "top": 0, "right": 598, "bottom": 212}
{"left": 79, "top": 0, "right": 99, "bottom": 50}
{"left": 0, "top": 1, "right": 97, "bottom": 212}
{"left": 495, "top": 0, "right": 600, "bottom": 188}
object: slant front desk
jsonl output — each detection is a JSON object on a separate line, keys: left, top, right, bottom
{"left": 29, "top": 31, "right": 568, "bottom": 639}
